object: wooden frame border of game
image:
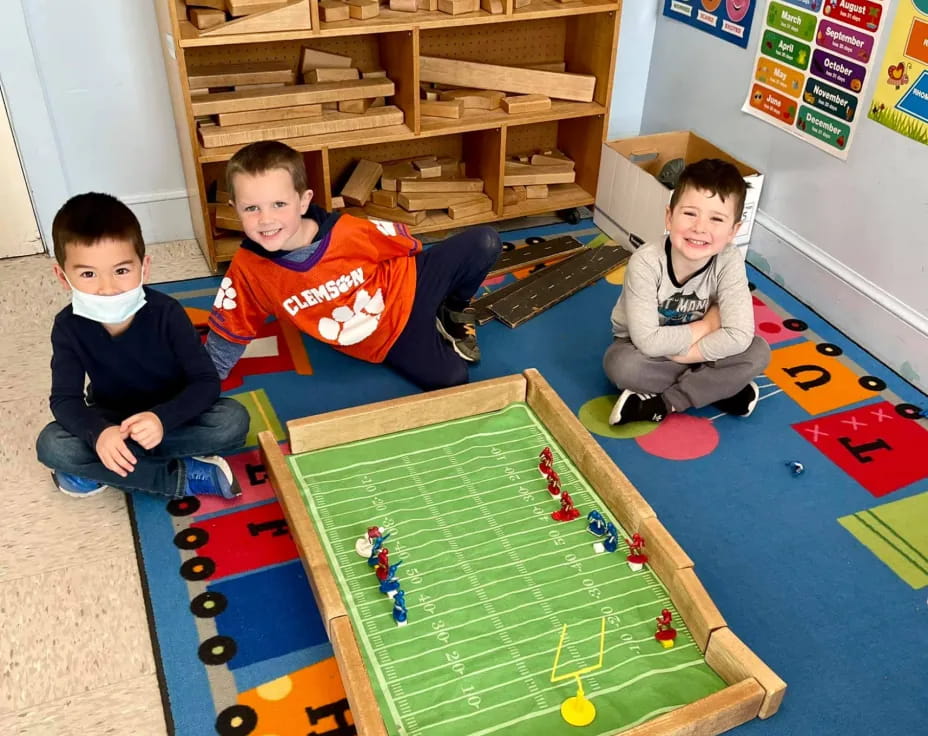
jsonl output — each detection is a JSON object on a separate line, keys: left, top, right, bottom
{"left": 259, "top": 369, "right": 786, "bottom": 735}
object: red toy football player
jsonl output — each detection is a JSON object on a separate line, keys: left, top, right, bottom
{"left": 539, "top": 446, "right": 554, "bottom": 476}
{"left": 377, "top": 546, "right": 389, "bottom": 569}
{"left": 551, "top": 490, "right": 580, "bottom": 521}
{"left": 655, "top": 608, "right": 677, "bottom": 649}
{"left": 626, "top": 533, "right": 648, "bottom": 571}
{"left": 547, "top": 470, "right": 561, "bottom": 496}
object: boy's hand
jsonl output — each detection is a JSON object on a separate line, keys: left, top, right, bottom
{"left": 121, "top": 412, "right": 164, "bottom": 450}
{"left": 96, "top": 426, "right": 137, "bottom": 477}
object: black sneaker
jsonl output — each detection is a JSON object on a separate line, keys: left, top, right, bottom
{"left": 436, "top": 303, "right": 480, "bottom": 362}
{"left": 608, "top": 390, "right": 669, "bottom": 425}
{"left": 712, "top": 381, "right": 760, "bottom": 417}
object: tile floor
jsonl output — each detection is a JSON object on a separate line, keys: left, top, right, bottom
{"left": 0, "top": 240, "right": 211, "bottom": 735}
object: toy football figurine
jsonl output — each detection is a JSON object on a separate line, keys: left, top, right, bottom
{"left": 594, "top": 522, "right": 618, "bottom": 554}
{"left": 368, "top": 535, "right": 389, "bottom": 567}
{"left": 551, "top": 490, "right": 580, "bottom": 522}
{"left": 547, "top": 470, "right": 562, "bottom": 496}
{"left": 393, "top": 589, "right": 408, "bottom": 626}
{"left": 587, "top": 510, "right": 607, "bottom": 537}
{"left": 626, "top": 533, "right": 648, "bottom": 571}
{"left": 539, "top": 446, "right": 554, "bottom": 476}
{"left": 655, "top": 608, "right": 677, "bottom": 649}
{"left": 379, "top": 560, "right": 403, "bottom": 597}
{"left": 355, "top": 525, "right": 384, "bottom": 558}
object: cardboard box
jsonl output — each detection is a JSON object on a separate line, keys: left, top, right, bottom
{"left": 594, "top": 131, "right": 764, "bottom": 256}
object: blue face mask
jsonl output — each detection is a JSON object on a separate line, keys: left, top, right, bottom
{"left": 66, "top": 278, "right": 147, "bottom": 325}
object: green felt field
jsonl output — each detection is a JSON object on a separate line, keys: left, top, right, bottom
{"left": 287, "top": 402, "right": 726, "bottom": 736}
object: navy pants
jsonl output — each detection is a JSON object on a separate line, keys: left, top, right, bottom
{"left": 35, "top": 398, "right": 250, "bottom": 498}
{"left": 384, "top": 225, "right": 501, "bottom": 390}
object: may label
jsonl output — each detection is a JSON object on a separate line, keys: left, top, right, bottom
{"left": 802, "top": 77, "right": 859, "bottom": 121}
{"left": 821, "top": 0, "right": 882, "bottom": 33}
{"left": 761, "top": 28, "right": 812, "bottom": 69}
{"left": 796, "top": 105, "right": 851, "bottom": 149}
{"left": 750, "top": 83, "right": 799, "bottom": 124}
{"left": 810, "top": 48, "right": 867, "bottom": 92}
{"left": 817, "top": 18, "right": 875, "bottom": 63}
{"left": 756, "top": 57, "right": 805, "bottom": 97}
{"left": 768, "top": 1, "right": 817, "bottom": 40}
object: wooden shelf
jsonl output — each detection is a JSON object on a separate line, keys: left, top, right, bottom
{"left": 157, "top": 0, "right": 621, "bottom": 270}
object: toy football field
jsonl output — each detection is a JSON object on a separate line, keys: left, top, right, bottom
{"left": 285, "top": 402, "right": 727, "bottom": 735}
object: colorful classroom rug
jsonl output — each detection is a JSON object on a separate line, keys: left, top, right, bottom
{"left": 130, "top": 218, "right": 928, "bottom": 735}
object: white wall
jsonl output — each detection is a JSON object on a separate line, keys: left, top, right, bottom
{"left": 610, "top": 1, "right": 658, "bottom": 140}
{"left": 1, "top": 0, "right": 193, "bottom": 247}
{"left": 640, "top": 10, "right": 928, "bottom": 390}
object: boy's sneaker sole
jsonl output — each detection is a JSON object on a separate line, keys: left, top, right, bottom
{"left": 435, "top": 306, "right": 480, "bottom": 363}
{"left": 192, "top": 455, "right": 242, "bottom": 498}
{"left": 52, "top": 471, "right": 109, "bottom": 498}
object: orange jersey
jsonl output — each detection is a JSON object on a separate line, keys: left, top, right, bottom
{"left": 209, "top": 214, "right": 421, "bottom": 363}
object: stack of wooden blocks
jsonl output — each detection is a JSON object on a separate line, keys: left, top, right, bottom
{"left": 184, "top": 0, "right": 312, "bottom": 35}
{"left": 335, "top": 156, "right": 493, "bottom": 225}
{"left": 191, "top": 46, "right": 404, "bottom": 149}
{"left": 503, "top": 150, "right": 576, "bottom": 205}
{"left": 317, "top": 0, "right": 521, "bottom": 21}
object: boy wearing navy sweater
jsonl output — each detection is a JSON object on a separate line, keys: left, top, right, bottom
{"left": 35, "top": 193, "right": 250, "bottom": 499}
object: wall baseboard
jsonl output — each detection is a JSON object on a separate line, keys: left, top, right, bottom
{"left": 748, "top": 212, "right": 927, "bottom": 393}
{"left": 123, "top": 189, "right": 194, "bottom": 244}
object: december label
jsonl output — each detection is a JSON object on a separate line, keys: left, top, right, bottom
{"left": 761, "top": 29, "right": 812, "bottom": 70}
{"left": 796, "top": 105, "right": 851, "bottom": 149}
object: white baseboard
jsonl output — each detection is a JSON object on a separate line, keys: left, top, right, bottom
{"left": 747, "top": 212, "right": 927, "bottom": 393}
{"left": 122, "top": 189, "right": 195, "bottom": 244}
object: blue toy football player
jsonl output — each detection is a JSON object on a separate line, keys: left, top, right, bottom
{"left": 602, "top": 523, "right": 619, "bottom": 553}
{"left": 379, "top": 560, "right": 403, "bottom": 596}
{"left": 587, "top": 510, "right": 607, "bottom": 537}
{"left": 367, "top": 533, "right": 390, "bottom": 566}
{"left": 393, "top": 589, "right": 408, "bottom": 626}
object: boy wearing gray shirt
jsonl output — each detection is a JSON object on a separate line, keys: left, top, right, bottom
{"left": 604, "top": 159, "right": 770, "bottom": 425}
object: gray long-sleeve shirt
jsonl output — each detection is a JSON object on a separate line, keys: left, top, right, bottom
{"left": 610, "top": 239, "right": 754, "bottom": 362}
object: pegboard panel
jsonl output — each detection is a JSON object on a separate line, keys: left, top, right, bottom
{"left": 505, "top": 121, "right": 560, "bottom": 158}
{"left": 419, "top": 18, "right": 566, "bottom": 66}
{"left": 185, "top": 34, "right": 385, "bottom": 72}
{"left": 328, "top": 136, "right": 465, "bottom": 193}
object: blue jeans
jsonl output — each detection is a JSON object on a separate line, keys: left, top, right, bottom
{"left": 35, "top": 398, "right": 251, "bottom": 498}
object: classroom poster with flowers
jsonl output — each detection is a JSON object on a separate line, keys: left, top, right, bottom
{"left": 663, "top": 0, "right": 758, "bottom": 48}
{"left": 867, "top": 0, "right": 928, "bottom": 146}
{"left": 741, "top": 0, "right": 889, "bottom": 159}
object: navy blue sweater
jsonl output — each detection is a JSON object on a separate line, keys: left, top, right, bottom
{"left": 49, "top": 287, "right": 220, "bottom": 448}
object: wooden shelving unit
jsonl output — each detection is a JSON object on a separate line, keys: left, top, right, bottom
{"left": 154, "top": 0, "right": 621, "bottom": 270}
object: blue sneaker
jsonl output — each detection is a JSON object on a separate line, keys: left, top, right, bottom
{"left": 53, "top": 471, "right": 109, "bottom": 498}
{"left": 184, "top": 456, "right": 241, "bottom": 499}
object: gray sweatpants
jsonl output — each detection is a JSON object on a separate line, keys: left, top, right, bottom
{"left": 602, "top": 336, "right": 771, "bottom": 411}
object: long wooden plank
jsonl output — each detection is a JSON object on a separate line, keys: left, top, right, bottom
{"left": 198, "top": 106, "right": 404, "bottom": 147}
{"left": 420, "top": 56, "right": 595, "bottom": 102}
{"left": 485, "top": 235, "right": 581, "bottom": 278}
{"left": 226, "top": 0, "right": 287, "bottom": 16}
{"left": 258, "top": 432, "right": 348, "bottom": 634}
{"left": 300, "top": 46, "right": 353, "bottom": 71}
{"left": 191, "top": 78, "right": 394, "bottom": 115}
{"left": 200, "top": 0, "right": 310, "bottom": 35}
{"left": 217, "top": 103, "right": 322, "bottom": 126}
{"left": 329, "top": 616, "right": 389, "bottom": 736}
{"left": 667, "top": 566, "right": 726, "bottom": 654}
{"left": 705, "top": 627, "right": 788, "bottom": 719}
{"left": 637, "top": 515, "right": 694, "bottom": 588}
{"left": 397, "top": 192, "right": 488, "bottom": 211}
{"left": 398, "top": 178, "right": 483, "bottom": 193}
{"left": 502, "top": 161, "right": 575, "bottom": 186}
{"left": 523, "top": 369, "right": 656, "bottom": 535}
{"left": 360, "top": 203, "right": 426, "bottom": 225}
{"left": 287, "top": 374, "right": 528, "bottom": 454}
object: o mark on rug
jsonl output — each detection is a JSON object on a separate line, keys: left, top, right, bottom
{"left": 257, "top": 675, "right": 294, "bottom": 701}
{"left": 635, "top": 414, "right": 719, "bottom": 460}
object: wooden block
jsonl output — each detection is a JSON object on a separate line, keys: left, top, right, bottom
{"left": 225, "top": 0, "right": 286, "bottom": 16}
{"left": 330, "top": 195, "right": 346, "bottom": 209}
{"left": 397, "top": 192, "right": 488, "bottom": 211}
{"left": 200, "top": 0, "right": 311, "bottom": 35}
{"left": 438, "top": 88, "right": 504, "bottom": 110}
{"left": 322, "top": 101, "right": 338, "bottom": 110}
{"left": 412, "top": 157, "right": 441, "bottom": 178}
{"left": 188, "top": 0, "right": 225, "bottom": 9}
{"left": 362, "top": 202, "right": 426, "bottom": 225}
{"left": 347, "top": 0, "right": 380, "bottom": 18}
{"left": 421, "top": 87, "right": 440, "bottom": 102}
{"left": 448, "top": 196, "right": 493, "bottom": 219}
{"left": 390, "top": 0, "right": 418, "bottom": 10}
{"left": 328, "top": 616, "right": 388, "bottom": 736}
{"left": 503, "top": 185, "right": 527, "bottom": 205}
{"left": 211, "top": 203, "right": 243, "bottom": 231}
{"left": 622, "top": 679, "right": 765, "bottom": 736}
{"left": 341, "top": 159, "right": 384, "bottom": 206}
{"left": 188, "top": 60, "right": 295, "bottom": 89}
{"left": 418, "top": 0, "right": 439, "bottom": 7}
{"left": 370, "top": 96, "right": 385, "bottom": 107}
{"left": 371, "top": 189, "right": 398, "bottom": 207}
{"left": 306, "top": 67, "right": 360, "bottom": 83}
{"left": 214, "top": 188, "right": 233, "bottom": 204}
{"left": 190, "top": 87, "right": 211, "bottom": 96}
{"left": 522, "top": 60, "right": 567, "bottom": 72}
{"left": 380, "top": 161, "right": 419, "bottom": 191}
{"left": 514, "top": 0, "right": 531, "bottom": 7}
{"left": 189, "top": 7, "right": 226, "bottom": 28}
{"left": 637, "top": 516, "right": 695, "bottom": 587}
{"left": 486, "top": 234, "right": 585, "bottom": 278}
{"left": 438, "top": 0, "right": 479, "bottom": 13}
{"left": 198, "top": 106, "right": 404, "bottom": 147}
{"left": 217, "top": 104, "right": 322, "bottom": 126}
{"left": 530, "top": 150, "right": 574, "bottom": 169}
{"left": 502, "top": 161, "right": 575, "bottom": 186}
{"left": 501, "top": 94, "right": 551, "bottom": 114}
{"left": 438, "top": 156, "right": 464, "bottom": 177}
{"left": 318, "top": 0, "right": 350, "bottom": 21}
{"left": 398, "top": 178, "right": 483, "bottom": 193}
{"left": 705, "top": 628, "right": 788, "bottom": 719}
{"left": 362, "top": 69, "right": 388, "bottom": 78}
{"left": 420, "top": 56, "right": 595, "bottom": 102}
{"left": 338, "top": 97, "right": 374, "bottom": 113}
{"left": 667, "top": 567, "right": 726, "bottom": 653}
{"left": 300, "top": 47, "right": 353, "bottom": 72}
{"left": 524, "top": 184, "right": 548, "bottom": 199}
{"left": 191, "top": 78, "right": 394, "bottom": 115}
{"left": 480, "top": 0, "right": 504, "bottom": 12}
